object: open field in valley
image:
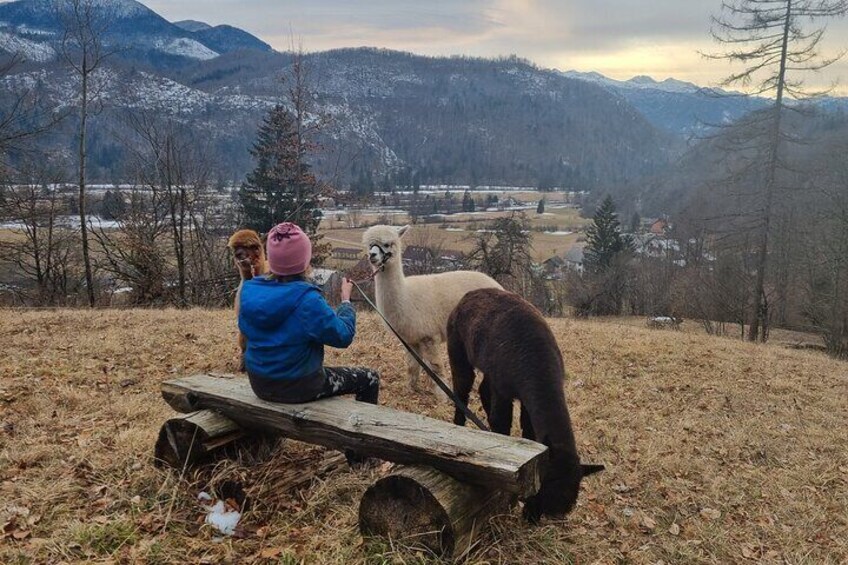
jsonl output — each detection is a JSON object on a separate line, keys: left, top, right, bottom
{"left": 321, "top": 205, "right": 587, "bottom": 269}
{"left": 1, "top": 308, "right": 846, "bottom": 563}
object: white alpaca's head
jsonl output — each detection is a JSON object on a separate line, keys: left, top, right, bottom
{"left": 362, "top": 225, "right": 409, "bottom": 271}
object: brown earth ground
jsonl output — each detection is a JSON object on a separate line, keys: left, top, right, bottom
{"left": 0, "top": 309, "right": 846, "bottom": 564}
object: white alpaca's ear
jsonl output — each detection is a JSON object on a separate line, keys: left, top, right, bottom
{"left": 397, "top": 225, "right": 410, "bottom": 238}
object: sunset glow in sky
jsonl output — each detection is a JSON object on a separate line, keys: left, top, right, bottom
{"left": 145, "top": 0, "right": 848, "bottom": 93}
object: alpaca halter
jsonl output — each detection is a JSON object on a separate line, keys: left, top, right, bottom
{"left": 351, "top": 244, "right": 393, "bottom": 285}
{"left": 369, "top": 243, "right": 393, "bottom": 267}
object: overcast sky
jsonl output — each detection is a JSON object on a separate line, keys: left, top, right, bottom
{"left": 147, "top": 1, "right": 846, "bottom": 92}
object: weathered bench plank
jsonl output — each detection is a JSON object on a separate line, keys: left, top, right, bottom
{"left": 161, "top": 374, "right": 548, "bottom": 497}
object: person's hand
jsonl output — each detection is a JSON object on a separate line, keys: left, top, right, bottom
{"left": 341, "top": 277, "right": 353, "bottom": 302}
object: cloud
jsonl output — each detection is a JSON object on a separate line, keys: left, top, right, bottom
{"left": 143, "top": 0, "right": 848, "bottom": 89}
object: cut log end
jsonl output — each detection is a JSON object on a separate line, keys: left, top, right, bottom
{"left": 154, "top": 410, "right": 244, "bottom": 469}
{"left": 360, "top": 474, "right": 453, "bottom": 555}
{"left": 359, "top": 466, "right": 512, "bottom": 558}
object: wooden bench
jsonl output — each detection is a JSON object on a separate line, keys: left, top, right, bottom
{"left": 155, "top": 373, "right": 548, "bottom": 557}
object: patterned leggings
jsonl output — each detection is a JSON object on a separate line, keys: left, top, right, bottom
{"left": 315, "top": 367, "right": 379, "bottom": 466}
{"left": 315, "top": 367, "right": 380, "bottom": 405}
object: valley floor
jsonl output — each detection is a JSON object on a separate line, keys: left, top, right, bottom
{"left": 0, "top": 309, "right": 846, "bottom": 563}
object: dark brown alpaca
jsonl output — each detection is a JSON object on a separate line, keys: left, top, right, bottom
{"left": 447, "top": 288, "right": 604, "bottom": 523}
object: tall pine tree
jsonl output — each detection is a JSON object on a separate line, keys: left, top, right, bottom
{"left": 583, "top": 195, "right": 633, "bottom": 274}
{"left": 238, "top": 104, "right": 322, "bottom": 236}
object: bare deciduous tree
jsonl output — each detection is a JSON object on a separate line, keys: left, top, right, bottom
{"left": 0, "top": 54, "right": 65, "bottom": 163}
{"left": 92, "top": 184, "right": 170, "bottom": 305}
{"left": 0, "top": 160, "right": 81, "bottom": 305}
{"left": 125, "top": 113, "right": 213, "bottom": 306}
{"left": 467, "top": 213, "right": 534, "bottom": 287}
{"left": 97, "top": 111, "right": 235, "bottom": 307}
{"left": 802, "top": 131, "right": 848, "bottom": 357}
{"left": 706, "top": 0, "right": 848, "bottom": 341}
{"left": 59, "top": 0, "right": 118, "bottom": 306}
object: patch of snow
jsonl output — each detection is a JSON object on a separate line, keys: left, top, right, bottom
{"left": 153, "top": 38, "right": 218, "bottom": 60}
{"left": 0, "top": 31, "right": 55, "bottom": 62}
{"left": 0, "top": 221, "right": 27, "bottom": 230}
{"left": 63, "top": 215, "right": 121, "bottom": 229}
{"left": 15, "top": 25, "right": 55, "bottom": 37}
{"left": 561, "top": 69, "right": 734, "bottom": 96}
{"left": 0, "top": 215, "right": 120, "bottom": 230}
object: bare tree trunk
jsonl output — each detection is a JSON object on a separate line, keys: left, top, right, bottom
{"left": 79, "top": 61, "right": 95, "bottom": 307}
{"left": 748, "top": 0, "right": 792, "bottom": 342}
{"left": 163, "top": 137, "right": 187, "bottom": 306}
{"left": 46, "top": 193, "right": 57, "bottom": 303}
{"left": 59, "top": 0, "right": 118, "bottom": 306}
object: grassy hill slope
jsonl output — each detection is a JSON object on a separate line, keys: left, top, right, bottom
{"left": 0, "top": 309, "right": 845, "bottom": 563}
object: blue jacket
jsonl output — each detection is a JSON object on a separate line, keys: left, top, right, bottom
{"left": 238, "top": 277, "right": 356, "bottom": 381}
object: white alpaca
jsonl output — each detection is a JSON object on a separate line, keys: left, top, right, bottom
{"left": 362, "top": 225, "right": 502, "bottom": 396}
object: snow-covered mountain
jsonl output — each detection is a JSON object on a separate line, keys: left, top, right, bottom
{"left": 0, "top": 0, "right": 272, "bottom": 64}
{"left": 1, "top": 45, "right": 677, "bottom": 188}
{"left": 562, "top": 70, "right": 771, "bottom": 136}
{"left": 562, "top": 71, "right": 706, "bottom": 94}
{"left": 2, "top": 1, "right": 760, "bottom": 188}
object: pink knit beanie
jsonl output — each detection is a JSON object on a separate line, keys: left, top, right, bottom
{"left": 266, "top": 222, "right": 312, "bottom": 276}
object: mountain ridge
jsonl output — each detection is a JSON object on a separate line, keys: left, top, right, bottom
{"left": 5, "top": 0, "right": 844, "bottom": 193}
{"left": 0, "top": 0, "right": 272, "bottom": 64}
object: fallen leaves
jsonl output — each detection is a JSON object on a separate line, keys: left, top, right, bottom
{"left": 1, "top": 504, "right": 37, "bottom": 542}
{"left": 700, "top": 508, "right": 721, "bottom": 520}
{"left": 258, "top": 546, "right": 285, "bottom": 559}
{"left": 639, "top": 514, "right": 656, "bottom": 532}
{"left": 2, "top": 309, "right": 848, "bottom": 563}
{"left": 740, "top": 544, "right": 778, "bottom": 560}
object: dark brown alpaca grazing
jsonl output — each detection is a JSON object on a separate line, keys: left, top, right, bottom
{"left": 447, "top": 288, "right": 604, "bottom": 523}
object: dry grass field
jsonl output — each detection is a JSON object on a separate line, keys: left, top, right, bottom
{"left": 1, "top": 308, "right": 846, "bottom": 564}
{"left": 321, "top": 208, "right": 585, "bottom": 271}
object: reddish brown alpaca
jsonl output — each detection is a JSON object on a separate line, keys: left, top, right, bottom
{"left": 447, "top": 288, "right": 604, "bottom": 523}
{"left": 227, "top": 229, "right": 269, "bottom": 370}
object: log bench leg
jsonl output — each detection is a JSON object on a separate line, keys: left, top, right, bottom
{"left": 358, "top": 465, "right": 513, "bottom": 559}
{"left": 154, "top": 410, "right": 246, "bottom": 469}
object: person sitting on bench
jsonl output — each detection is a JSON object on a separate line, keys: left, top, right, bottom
{"left": 238, "top": 222, "right": 380, "bottom": 428}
